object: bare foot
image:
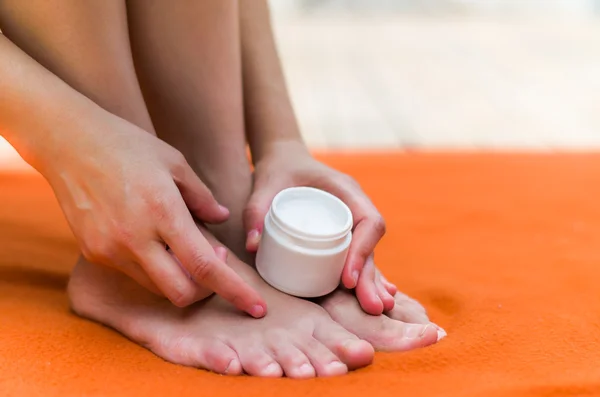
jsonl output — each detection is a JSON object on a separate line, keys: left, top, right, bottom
{"left": 67, "top": 230, "right": 374, "bottom": 378}
{"left": 320, "top": 289, "right": 446, "bottom": 352}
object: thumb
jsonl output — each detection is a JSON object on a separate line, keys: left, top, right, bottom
{"left": 174, "top": 162, "right": 230, "bottom": 224}
{"left": 243, "top": 182, "right": 282, "bottom": 252}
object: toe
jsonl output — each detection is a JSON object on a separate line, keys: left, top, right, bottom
{"left": 387, "top": 292, "right": 430, "bottom": 324}
{"left": 200, "top": 341, "right": 243, "bottom": 375}
{"left": 155, "top": 337, "right": 241, "bottom": 375}
{"left": 380, "top": 274, "right": 398, "bottom": 295}
{"left": 296, "top": 337, "right": 348, "bottom": 377}
{"left": 313, "top": 320, "right": 374, "bottom": 370}
{"left": 235, "top": 343, "right": 283, "bottom": 377}
{"left": 321, "top": 289, "right": 438, "bottom": 352}
{"left": 269, "top": 337, "right": 316, "bottom": 379}
{"left": 370, "top": 320, "right": 439, "bottom": 352}
{"left": 376, "top": 276, "right": 396, "bottom": 312}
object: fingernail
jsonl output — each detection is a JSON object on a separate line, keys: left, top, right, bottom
{"left": 247, "top": 229, "right": 261, "bottom": 247}
{"left": 249, "top": 304, "right": 266, "bottom": 318}
{"left": 218, "top": 205, "right": 230, "bottom": 215}
{"left": 352, "top": 270, "right": 359, "bottom": 286}
{"left": 405, "top": 324, "right": 430, "bottom": 339}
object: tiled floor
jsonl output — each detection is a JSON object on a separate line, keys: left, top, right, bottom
{"left": 1, "top": 13, "right": 600, "bottom": 170}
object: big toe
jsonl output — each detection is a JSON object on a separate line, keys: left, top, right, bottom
{"left": 313, "top": 320, "right": 374, "bottom": 370}
{"left": 322, "top": 289, "right": 439, "bottom": 352}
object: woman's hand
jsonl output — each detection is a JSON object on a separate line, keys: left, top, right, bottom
{"left": 35, "top": 111, "right": 267, "bottom": 317}
{"left": 243, "top": 141, "right": 396, "bottom": 315}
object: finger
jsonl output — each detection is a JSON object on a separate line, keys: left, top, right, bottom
{"left": 375, "top": 272, "right": 395, "bottom": 312}
{"left": 167, "top": 247, "right": 214, "bottom": 301}
{"left": 318, "top": 178, "right": 385, "bottom": 289}
{"left": 171, "top": 161, "right": 230, "bottom": 224}
{"left": 161, "top": 207, "right": 267, "bottom": 317}
{"left": 355, "top": 254, "right": 384, "bottom": 315}
{"left": 138, "top": 243, "right": 211, "bottom": 306}
{"left": 118, "top": 261, "right": 163, "bottom": 295}
{"left": 341, "top": 215, "right": 385, "bottom": 288}
{"left": 243, "top": 180, "right": 284, "bottom": 252}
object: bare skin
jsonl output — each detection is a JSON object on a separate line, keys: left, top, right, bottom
{"left": 0, "top": 0, "right": 267, "bottom": 316}
{"left": 126, "top": 0, "right": 444, "bottom": 349}
{"left": 69, "top": 227, "right": 375, "bottom": 377}
{"left": 0, "top": 0, "right": 378, "bottom": 377}
{"left": 0, "top": 0, "right": 442, "bottom": 377}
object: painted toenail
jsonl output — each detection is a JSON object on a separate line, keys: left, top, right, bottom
{"left": 263, "top": 362, "right": 281, "bottom": 376}
{"left": 405, "top": 324, "right": 430, "bottom": 339}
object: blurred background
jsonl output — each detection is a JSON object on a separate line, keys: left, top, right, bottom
{"left": 1, "top": 0, "right": 599, "bottom": 170}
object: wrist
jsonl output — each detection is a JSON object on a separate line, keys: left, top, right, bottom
{"left": 8, "top": 95, "right": 107, "bottom": 176}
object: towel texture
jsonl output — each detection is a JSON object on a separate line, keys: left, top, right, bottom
{"left": 1, "top": 153, "right": 599, "bottom": 397}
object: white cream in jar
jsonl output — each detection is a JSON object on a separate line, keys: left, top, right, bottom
{"left": 256, "top": 187, "right": 353, "bottom": 297}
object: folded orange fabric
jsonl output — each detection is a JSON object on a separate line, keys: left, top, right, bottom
{"left": 1, "top": 153, "right": 599, "bottom": 397}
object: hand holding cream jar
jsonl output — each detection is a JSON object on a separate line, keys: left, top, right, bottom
{"left": 256, "top": 187, "right": 353, "bottom": 298}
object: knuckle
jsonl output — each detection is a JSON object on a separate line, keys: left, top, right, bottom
{"left": 372, "top": 215, "right": 387, "bottom": 236}
{"left": 148, "top": 194, "right": 178, "bottom": 222}
{"left": 243, "top": 203, "right": 261, "bottom": 223}
{"left": 81, "top": 237, "right": 118, "bottom": 264}
{"left": 112, "top": 224, "right": 136, "bottom": 249}
{"left": 171, "top": 149, "right": 187, "bottom": 166}
{"left": 169, "top": 284, "right": 195, "bottom": 308}
{"left": 339, "top": 173, "right": 359, "bottom": 188}
{"left": 188, "top": 253, "right": 214, "bottom": 282}
{"left": 169, "top": 150, "right": 188, "bottom": 174}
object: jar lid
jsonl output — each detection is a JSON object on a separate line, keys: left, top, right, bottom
{"left": 270, "top": 187, "right": 353, "bottom": 241}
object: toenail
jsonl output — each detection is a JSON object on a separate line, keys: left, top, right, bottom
{"left": 405, "top": 324, "right": 430, "bottom": 339}
{"left": 435, "top": 324, "right": 447, "bottom": 341}
{"left": 328, "top": 361, "right": 347, "bottom": 371}
{"left": 263, "top": 362, "right": 281, "bottom": 376}
{"left": 342, "top": 339, "right": 361, "bottom": 350}
{"left": 298, "top": 363, "right": 314, "bottom": 376}
{"left": 224, "top": 359, "right": 239, "bottom": 375}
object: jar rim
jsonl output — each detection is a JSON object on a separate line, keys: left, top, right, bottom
{"left": 270, "top": 187, "right": 353, "bottom": 241}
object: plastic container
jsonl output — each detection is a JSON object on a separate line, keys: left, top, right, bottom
{"left": 256, "top": 187, "right": 353, "bottom": 297}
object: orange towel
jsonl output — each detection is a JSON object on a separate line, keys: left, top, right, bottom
{"left": 2, "top": 152, "right": 600, "bottom": 397}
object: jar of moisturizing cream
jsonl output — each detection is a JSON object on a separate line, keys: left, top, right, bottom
{"left": 256, "top": 187, "right": 353, "bottom": 298}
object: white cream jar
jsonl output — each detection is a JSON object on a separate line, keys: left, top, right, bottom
{"left": 256, "top": 187, "right": 353, "bottom": 298}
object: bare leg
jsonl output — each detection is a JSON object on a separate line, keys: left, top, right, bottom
{"left": 0, "top": 0, "right": 154, "bottom": 133}
{"left": 0, "top": 0, "right": 374, "bottom": 377}
{"left": 125, "top": 0, "right": 442, "bottom": 350}
{"left": 127, "top": 0, "right": 251, "bottom": 259}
